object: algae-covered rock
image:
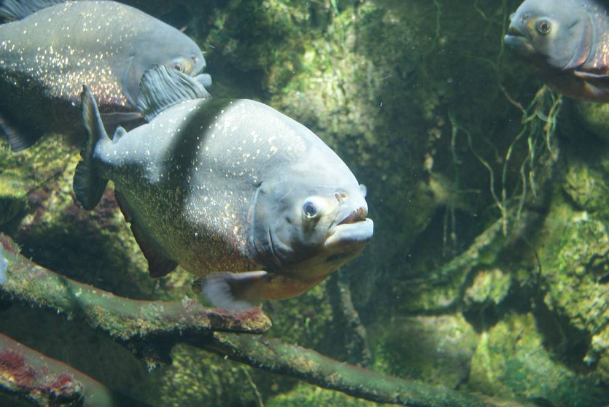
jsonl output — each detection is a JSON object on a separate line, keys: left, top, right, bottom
{"left": 576, "top": 101, "right": 609, "bottom": 143}
{"left": 0, "top": 173, "right": 27, "bottom": 227}
{"left": 464, "top": 268, "right": 512, "bottom": 309}
{"left": 563, "top": 159, "right": 609, "bottom": 214}
{"left": 266, "top": 382, "right": 388, "bottom": 407}
{"left": 467, "top": 313, "right": 608, "bottom": 407}
{"left": 147, "top": 344, "right": 261, "bottom": 407}
{"left": 535, "top": 190, "right": 609, "bottom": 367}
{"left": 371, "top": 314, "right": 478, "bottom": 388}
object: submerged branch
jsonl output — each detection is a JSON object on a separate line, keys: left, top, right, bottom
{"left": 203, "top": 333, "right": 537, "bottom": 407}
{"left": 0, "top": 333, "right": 87, "bottom": 407}
{"left": 0, "top": 234, "right": 271, "bottom": 366}
{"left": 0, "top": 333, "right": 159, "bottom": 407}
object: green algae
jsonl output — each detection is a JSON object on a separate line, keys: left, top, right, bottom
{"left": 267, "top": 382, "right": 388, "bottom": 407}
{"left": 467, "top": 313, "right": 607, "bottom": 407}
{"left": 576, "top": 101, "right": 609, "bottom": 143}
{"left": 464, "top": 268, "right": 512, "bottom": 308}
{"left": 370, "top": 314, "right": 478, "bottom": 388}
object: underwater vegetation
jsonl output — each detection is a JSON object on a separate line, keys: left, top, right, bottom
{"left": 3, "top": 0, "right": 609, "bottom": 406}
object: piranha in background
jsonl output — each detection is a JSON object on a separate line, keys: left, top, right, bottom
{"left": 74, "top": 65, "right": 374, "bottom": 311}
{"left": 505, "top": 0, "right": 609, "bottom": 101}
{"left": 0, "top": 0, "right": 211, "bottom": 151}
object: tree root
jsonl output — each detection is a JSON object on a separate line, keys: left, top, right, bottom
{"left": 0, "top": 234, "right": 271, "bottom": 367}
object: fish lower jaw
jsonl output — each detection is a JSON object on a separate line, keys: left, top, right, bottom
{"left": 324, "top": 218, "right": 374, "bottom": 251}
{"left": 504, "top": 35, "right": 535, "bottom": 55}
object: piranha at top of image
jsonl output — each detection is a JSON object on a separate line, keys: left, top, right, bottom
{"left": 74, "top": 65, "right": 374, "bottom": 311}
{"left": 0, "top": 0, "right": 211, "bottom": 151}
{"left": 505, "top": 0, "right": 609, "bottom": 101}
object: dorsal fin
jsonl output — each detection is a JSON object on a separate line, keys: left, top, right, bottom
{"left": 0, "top": 0, "right": 79, "bottom": 21}
{"left": 111, "top": 126, "right": 128, "bottom": 144}
{"left": 137, "top": 65, "right": 211, "bottom": 122}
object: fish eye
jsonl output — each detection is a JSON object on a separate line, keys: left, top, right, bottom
{"left": 536, "top": 19, "right": 551, "bottom": 35}
{"left": 168, "top": 57, "right": 192, "bottom": 74}
{"left": 303, "top": 201, "right": 318, "bottom": 219}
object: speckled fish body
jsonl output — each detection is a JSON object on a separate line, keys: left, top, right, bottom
{"left": 0, "top": 0, "right": 207, "bottom": 151}
{"left": 505, "top": 0, "right": 609, "bottom": 101}
{"left": 76, "top": 68, "right": 373, "bottom": 309}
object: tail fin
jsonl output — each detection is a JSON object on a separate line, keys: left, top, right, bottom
{"left": 73, "top": 86, "right": 110, "bottom": 210}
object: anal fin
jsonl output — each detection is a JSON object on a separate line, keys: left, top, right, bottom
{"left": 0, "top": 111, "right": 42, "bottom": 151}
{"left": 114, "top": 190, "right": 177, "bottom": 278}
{"left": 193, "top": 271, "right": 329, "bottom": 312}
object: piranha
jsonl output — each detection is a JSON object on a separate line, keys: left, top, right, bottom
{"left": 74, "top": 65, "right": 374, "bottom": 311}
{"left": 504, "top": 0, "right": 609, "bottom": 101}
{"left": 0, "top": 0, "right": 211, "bottom": 151}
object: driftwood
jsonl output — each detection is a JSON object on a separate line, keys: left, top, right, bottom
{"left": 0, "top": 234, "right": 271, "bottom": 366}
{"left": 203, "top": 333, "right": 537, "bottom": 407}
{"left": 0, "top": 234, "right": 537, "bottom": 407}
{"left": 0, "top": 333, "right": 162, "bottom": 407}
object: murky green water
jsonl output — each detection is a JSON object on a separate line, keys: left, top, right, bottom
{"left": 1, "top": 1, "right": 609, "bottom": 406}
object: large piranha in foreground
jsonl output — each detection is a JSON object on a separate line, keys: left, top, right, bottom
{"left": 505, "top": 0, "right": 609, "bottom": 101}
{"left": 74, "top": 65, "right": 374, "bottom": 310}
{"left": 0, "top": 0, "right": 210, "bottom": 151}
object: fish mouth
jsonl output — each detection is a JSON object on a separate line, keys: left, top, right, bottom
{"left": 504, "top": 25, "right": 535, "bottom": 55}
{"left": 338, "top": 206, "right": 368, "bottom": 226}
{"left": 195, "top": 73, "right": 212, "bottom": 88}
{"left": 325, "top": 207, "right": 374, "bottom": 250}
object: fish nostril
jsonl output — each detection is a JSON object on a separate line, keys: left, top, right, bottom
{"left": 335, "top": 192, "right": 348, "bottom": 203}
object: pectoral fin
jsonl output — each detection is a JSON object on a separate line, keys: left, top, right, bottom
{"left": 137, "top": 65, "right": 211, "bottom": 122}
{"left": 572, "top": 70, "right": 609, "bottom": 99}
{"left": 192, "top": 271, "right": 268, "bottom": 311}
{"left": 0, "top": 111, "right": 42, "bottom": 152}
{"left": 574, "top": 70, "right": 609, "bottom": 80}
{"left": 192, "top": 271, "right": 328, "bottom": 311}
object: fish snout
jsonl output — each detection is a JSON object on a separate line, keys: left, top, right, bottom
{"left": 504, "top": 18, "right": 535, "bottom": 55}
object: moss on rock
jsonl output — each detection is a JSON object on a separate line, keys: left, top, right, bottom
{"left": 467, "top": 313, "right": 608, "bottom": 407}
{"left": 370, "top": 314, "right": 478, "bottom": 388}
{"left": 575, "top": 101, "right": 609, "bottom": 143}
{"left": 266, "top": 382, "right": 388, "bottom": 407}
{"left": 534, "top": 190, "right": 609, "bottom": 365}
{"left": 464, "top": 268, "right": 512, "bottom": 309}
